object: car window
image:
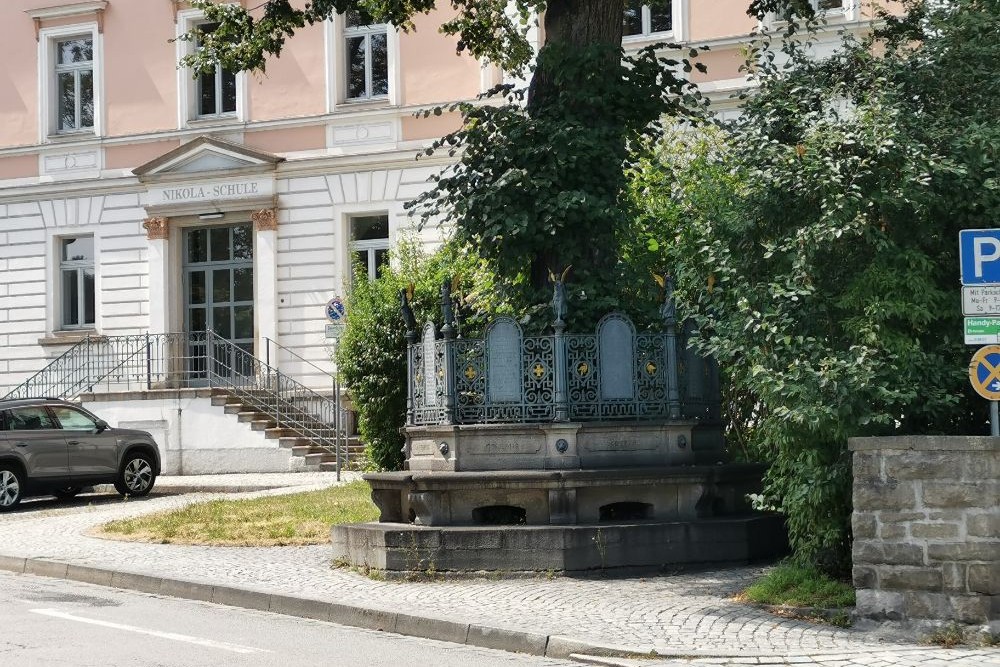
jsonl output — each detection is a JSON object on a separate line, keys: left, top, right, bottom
{"left": 50, "top": 406, "right": 98, "bottom": 431}
{"left": 7, "top": 407, "right": 58, "bottom": 431}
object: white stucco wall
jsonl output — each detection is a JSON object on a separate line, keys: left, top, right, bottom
{"left": 83, "top": 395, "right": 303, "bottom": 475}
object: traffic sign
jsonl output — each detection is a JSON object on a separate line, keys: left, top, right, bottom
{"left": 965, "top": 317, "right": 1000, "bottom": 344}
{"left": 963, "top": 285, "right": 1000, "bottom": 315}
{"left": 325, "top": 297, "right": 346, "bottom": 322}
{"left": 969, "top": 345, "right": 1000, "bottom": 400}
{"left": 959, "top": 229, "right": 1000, "bottom": 285}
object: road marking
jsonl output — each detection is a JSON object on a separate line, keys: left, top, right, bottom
{"left": 29, "top": 608, "right": 271, "bottom": 654}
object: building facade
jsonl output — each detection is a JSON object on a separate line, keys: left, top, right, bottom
{"left": 0, "top": 0, "right": 875, "bottom": 470}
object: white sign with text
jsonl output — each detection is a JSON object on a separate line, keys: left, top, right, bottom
{"left": 147, "top": 177, "right": 274, "bottom": 207}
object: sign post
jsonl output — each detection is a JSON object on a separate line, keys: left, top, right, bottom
{"left": 968, "top": 345, "right": 1000, "bottom": 435}
{"left": 959, "top": 231, "right": 1000, "bottom": 434}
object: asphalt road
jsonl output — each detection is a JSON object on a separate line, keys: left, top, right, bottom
{"left": 0, "top": 571, "right": 583, "bottom": 667}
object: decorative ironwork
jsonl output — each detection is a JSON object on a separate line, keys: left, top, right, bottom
{"left": 404, "top": 271, "right": 721, "bottom": 426}
{"left": 2, "top": 331, "right": 350, "bottom": 476}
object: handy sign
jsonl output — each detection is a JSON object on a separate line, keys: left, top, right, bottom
{"left": 969, "top": 345, "right": 1000, "bottom": 400}
{"left": 959, "top": 229, "right": 1000, "bottom": 285}
{"left": 965, "top": 317, "right": 1000, "bottom": 345}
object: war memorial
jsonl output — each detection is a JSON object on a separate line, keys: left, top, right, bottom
{"left": 332, "top": 277, "right": 787, "bottom": 574}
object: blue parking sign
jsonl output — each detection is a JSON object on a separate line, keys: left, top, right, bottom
{"left": 960, "top": 229, "right": 1000, "bottom": 285}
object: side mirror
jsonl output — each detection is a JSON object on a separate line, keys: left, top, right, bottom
{"left": 95, "top": 419, "right": 109, "bottom": 433}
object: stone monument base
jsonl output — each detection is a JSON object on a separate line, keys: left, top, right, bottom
{"left": 332, "top": 515, "right": 787, "bottom": 575}
{"left": 331, "top": 465, "right": 788, "bottom": 574}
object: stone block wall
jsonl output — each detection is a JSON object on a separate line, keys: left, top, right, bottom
{"left": 849, "top": 436, "right": 999, "bottom": 625}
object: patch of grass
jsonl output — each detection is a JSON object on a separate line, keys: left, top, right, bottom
{"left": 739, "top": 563, "right": 856, "bottom": 609}
{"left": 97, "top": 480, "right": 378, "bottom": 546}
{"left": 924, "top": 622, "right": 966, "bottom": 648}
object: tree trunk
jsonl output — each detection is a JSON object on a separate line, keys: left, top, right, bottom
{"left": 527, "top": 0, "right": 625, "bottom": 113}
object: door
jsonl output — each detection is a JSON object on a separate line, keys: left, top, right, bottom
{"left": 183, "top": 224, "right": 255, "bottom": 383}
{"left": 49, "top": 404, "right": 117, "bottom": 477}
{"left": 1, "top": 407, "right": 69, "bottom": 479}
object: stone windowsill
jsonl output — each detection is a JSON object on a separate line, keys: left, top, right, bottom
{"left": 38, "top": 330, "right": 103, "bottom": 347}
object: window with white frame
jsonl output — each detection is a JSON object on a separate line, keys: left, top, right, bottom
{"left": 349, "top": 214, "right": 390, "bottom": 282}
{"left": 59, "top": 236, "right": 95, "bottom": 329}
{"left": 54, "top": 36, "right": 95, "bottom": 132}
{"left": 344, "top": 11, "right": 389, "bottom": 101}
{"left": 623, "top": 0, "right": 673, "bottom": 37}
{"left": 194, "top": 23, "right": 237, "bottom": 117}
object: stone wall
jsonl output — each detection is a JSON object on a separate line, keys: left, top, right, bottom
{"left": 849, "top": 436, "right": 999, "bottom": 625}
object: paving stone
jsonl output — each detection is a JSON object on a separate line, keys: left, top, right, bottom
{"left": 0, "top": 473, "right": 993, "bottom": 667}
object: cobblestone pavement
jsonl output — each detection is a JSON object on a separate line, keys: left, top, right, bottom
{"left": 1, "top": 474, "right": 996, "bottom": 667}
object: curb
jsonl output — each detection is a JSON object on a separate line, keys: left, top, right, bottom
{"left": 0, "top": 554, "right": 648, "bottom": 660}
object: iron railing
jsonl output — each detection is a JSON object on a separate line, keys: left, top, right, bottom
{"left": 3, "top": 332, "right": 348, "bottom": 475}
{"left": 403, "top": 270, "right": 722, "bottom": 428}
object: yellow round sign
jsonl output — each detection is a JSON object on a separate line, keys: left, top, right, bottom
{"left": 969, "top": 345, "right": 1000, "bottom": 400}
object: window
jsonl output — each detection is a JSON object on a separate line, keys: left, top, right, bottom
{"left": 195, "top": 23, "right": 237, "bottom": 117}
{"left": 344, "top": 11, "right": 389, "bottom": 100}
{"left": 7, "top": 407, "right": 57, "bottom": 431}
{"left": 60, "top": 236, "right": 95, "bottom": 329}
{"left": 350, "top": 214, "right": 389, "bottom": 282}
{"left": 54, "top": 37, "right": 94, "bottom": 132}
{"left": 50, "top": 405, "right": 98, "bottom": 431}
{"left": 623, "top": 1, "right": 672, "bottom": 37}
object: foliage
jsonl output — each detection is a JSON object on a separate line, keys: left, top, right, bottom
{"left": 98, "top": 481, "right": 378, "bottom": 546}
{"left": 411, "top": 43, "right": 708, "bottom": 329}
{"left": 336, "top": 239, "right": 501, "bottom": 470}
{"left": 631, "top": 0, "right": 998, "bottom": 572}
{"left": 740, "top": 563, "right": 855, "bottom": 609}
{"left": 178, "top": 0, "right": 543, "bottom": 76}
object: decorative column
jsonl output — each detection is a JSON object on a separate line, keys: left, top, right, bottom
{"left": 661, "top": 275, "right": 682, "bottom": 420}
{"left": 143, "top": 217, "right": 170, "bottom": 336}
{"left": 251, "top": 208, "right": 279, "bottom": 363}
{"left": 440, "top": 277, "right": 457, "bottom": 424}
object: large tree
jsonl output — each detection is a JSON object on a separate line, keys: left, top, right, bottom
{"left": 182, "top": 1, "right": 808, "bottom": 322}
{"left": 630, "top": 0, "right": 1000, "bottom": 571}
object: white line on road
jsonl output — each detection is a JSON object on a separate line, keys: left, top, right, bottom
{"left": 29, "top": 608, "right": 271, "bottom": 654}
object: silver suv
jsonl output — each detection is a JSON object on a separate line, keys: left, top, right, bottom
{"left": 0, "top": 398, "right": 160, "bottom": 511}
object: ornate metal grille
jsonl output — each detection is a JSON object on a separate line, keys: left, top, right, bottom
{"left": 408, "top": 312, "right": 719, "bottom": 426}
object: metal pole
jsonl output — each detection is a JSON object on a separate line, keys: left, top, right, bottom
{"left": 991, "top": 401, "right": 998, "bottom": 436}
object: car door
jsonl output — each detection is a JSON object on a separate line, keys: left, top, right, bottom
{"left": 49, "top": 405, "right": 118, "bottom": 478}
{"left": 2, "top": 407, "right": 70, "bottom": 479}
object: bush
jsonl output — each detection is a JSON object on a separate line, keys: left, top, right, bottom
{"left": 336, "top": 239, "right": 501, "bottom": 470}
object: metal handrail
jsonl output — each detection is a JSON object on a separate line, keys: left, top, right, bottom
{"left": 3, "top": 332, "right": 348, "bottom": 478}
{"left": 3, "top": 335, "right": 147, "bottom": 400}
{"left": 204, "top": 331, "right": 347, "bottom": 478}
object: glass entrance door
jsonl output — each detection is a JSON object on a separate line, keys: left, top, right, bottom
{"left": 183, "top": 224, "right": 254, "bottom": 383}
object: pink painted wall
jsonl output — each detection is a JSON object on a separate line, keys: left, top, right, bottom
{"left": 0, "top": 2, "right": 44, "bottom": 147}
{"left": 401, "top": 111, "right": 462, "bottom": 141}
{"left": 400, "top": 10, "right": 482, "bottom": 106}
{"left": 0, "top": 154, "right": 38, "bottom": 179}
{"left": 105, "top": 140, "right": 180, "bottom": 170}
{"left": 689, "top": 0, "right": 757, "bottom": 41}
{"left": 245, "top": 125, "right": 326, "bottom": 154}
{"left": 690, "top": 47, "right": 745, "bottom": 83}
{"left": 103, "top": 1, "right": 179, "bottom": 136}
{"left": 249, "top": 21, "right": 326, "bottom": 120}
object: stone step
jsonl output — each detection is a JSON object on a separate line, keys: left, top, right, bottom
{"left": 278, "top": 437, "right": 310, "bottom": 449}
{"left": 249, "top": 419, "right": 276, "bottom": 432}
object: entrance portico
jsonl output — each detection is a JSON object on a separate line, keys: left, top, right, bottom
{"left": 134, "top": 137, "right": 283, "bottom": 359}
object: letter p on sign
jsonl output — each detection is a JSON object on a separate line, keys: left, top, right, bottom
{"left": 960, "top": 230, "right": 1000, "bottom": 285}
{"left": 975, "top": 238, "right": 1000, "bottom": 277}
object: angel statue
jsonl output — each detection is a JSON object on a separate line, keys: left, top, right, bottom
{"left": 548, "top": 265, "right": 572, "bottom": 326}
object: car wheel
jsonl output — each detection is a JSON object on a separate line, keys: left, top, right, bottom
{"left": 52, "top": 487, "right": 83, "bottom": 499}
{"left": 114, "top": 453, "right": 156, "bottom": 498}
{"left": 0, "top": 465, "right": 24, "bottom": 511}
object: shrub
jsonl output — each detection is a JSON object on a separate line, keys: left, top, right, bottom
{"left": 336, "top": 239, "right": 501, "bottom": 470}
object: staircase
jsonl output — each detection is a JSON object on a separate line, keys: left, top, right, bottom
{"left": 5, "top": 332, "right": 357, "bottom": 474}
{"left": 209, "top": 388, "right": 364, "bottom": 471}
